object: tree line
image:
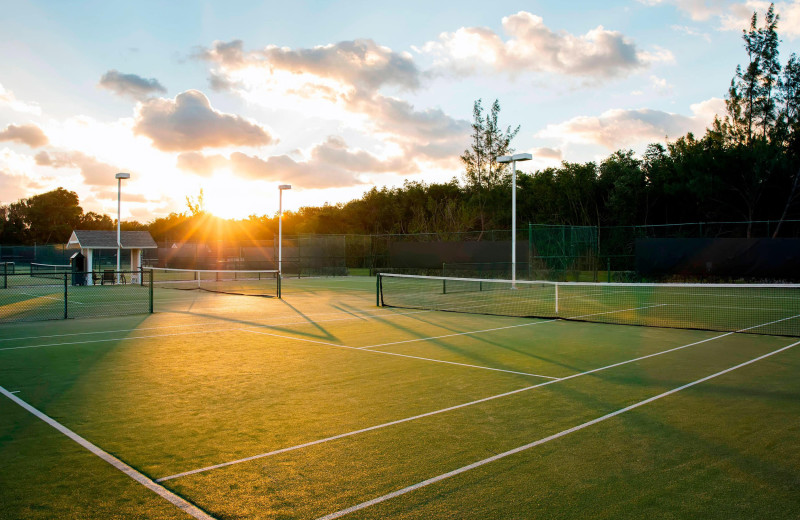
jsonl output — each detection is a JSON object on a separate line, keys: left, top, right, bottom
{"left": 1, "top": 5, "right": 798, "bottom": 245}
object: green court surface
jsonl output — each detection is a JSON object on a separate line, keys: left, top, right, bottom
{"left": 1, "top": 276, "right": 799, "bottom": 519}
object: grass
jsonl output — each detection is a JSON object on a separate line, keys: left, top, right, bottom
{"left": 0, "top": 276, "right": 799, "bottom": 519}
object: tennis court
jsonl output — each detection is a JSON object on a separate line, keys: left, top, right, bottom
{"left": 1, "top": 275, "right": 799, "bottom": 519}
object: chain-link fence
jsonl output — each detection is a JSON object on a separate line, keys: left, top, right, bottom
{"left": 0, "top": 267, "right": 152, "bottom": 323}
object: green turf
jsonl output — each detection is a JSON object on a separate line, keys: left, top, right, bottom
{"left": 1, "top": 275, "right": 798, "bottom": 519}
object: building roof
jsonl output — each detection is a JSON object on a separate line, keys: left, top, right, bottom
{"left": 67, "top": 230, "right": 157, "bottom": 249}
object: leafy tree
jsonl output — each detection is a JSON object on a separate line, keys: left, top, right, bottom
{"left": 186, "top": 188, "right": 206, "bottom": 216}
{"left": 22, "top": 188, "right": 83, "bottom": 244}
{"left": 461, "top": 99, "right": 520, "bottom": 236}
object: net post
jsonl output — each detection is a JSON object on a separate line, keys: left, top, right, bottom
{"left": 148, "top": 268, "right": 154, "bottom": 313}
{"left": 376, "top": 273, "right": 381, "bottom": 306}
{"left": 554, "top": 283, "right": 559, "bottom": 315}
{"left": 277, "top": 272, "right": 282, "bottom": 299}
{"left": 443, "top": 278, "right": 446, "bottom": 295}
{"left": 63, "top": 273, "right": 68, "bottom": 319}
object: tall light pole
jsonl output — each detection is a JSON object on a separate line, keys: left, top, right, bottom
{"left": 115, "top": 172, "right": 130, "bottom": 284}
{"left": 496, "top": 153, "right": 532, "bottom": 287}
{"left": 278, "top": 184, "right": 292, "bottom": 276}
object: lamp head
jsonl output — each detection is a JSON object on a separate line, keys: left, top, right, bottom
{"left": 279, "top": 184, "right": 292, "bottom": 190}
{"left": 115, "top": 172, "right": 131, "bottom": 180}
{"left": 496, "top": 153, "right": 532, "bottom": 163}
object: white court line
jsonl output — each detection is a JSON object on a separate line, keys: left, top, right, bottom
{"left": 0, "top": 307, "right": 433, "bottom": 343}
{"left": 357, "top": 304, "right": 666, "bottom": 351}
{"left": 0, "top": 328, "right": 236, "bottom": 352}
{"left": 158, "top": 314, "right": 777, "bottom": 482}
{"left": 355, "top": 321, "right": 553, "bottom": 350}
{"left": 316, "top": 338, "right": 800, "bottom": 520}
{"left": 158, "top": 313, "right": 800, "bottom": 482}
{"left": 9, "top": 390, "right": 20, "bottom": 394}
{"left": 241, "top": 328, "right": 559, "bottom": 380}
{"left": 0, "top": 386, "right": 215, "bottom": 520}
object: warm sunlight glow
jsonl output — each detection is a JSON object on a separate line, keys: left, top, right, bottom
{"left": 200, "top": 174, "right": 274, "bottom": 219}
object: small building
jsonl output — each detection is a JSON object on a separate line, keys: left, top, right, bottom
{"left": 67, "top": 230, "right": 157, "bottom": 285}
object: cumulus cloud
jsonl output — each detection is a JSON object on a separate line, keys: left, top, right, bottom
{"left": 177, "top": 136, "right": 412, "bottom": 188}
{"left": 199, "top": 39, "right": 420, "bottom": 94}
{"left": 538, "top": 97, "right": 725, "bottom": 149}
{"left": 419, "top": 12, "right": 672, "bottom": 78}
{"left": 0, "top": 123, "right": 49, "bottom": 147}
{"left": 197, "top": 40, "right": 468, "bottom": 167}
{"left": 133, "top": 90, "right": 275, "bottom": 151}
{"left": 0, "top": 83, "right": 41, "bottom": 115}
{"left": 98, "top": 70, "right": 167, "bottom": 100}
{"left": 34, "top": 150, "right": 121, "bottom": 186}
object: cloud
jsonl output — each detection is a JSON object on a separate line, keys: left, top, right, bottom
{"left": 0, "top": 83, "right": 41, "bottom": 115}
{"left": 538, "top": 97, "right": 725, "bottom": 149}
{"left": 93, "top": 189, "right": 149, "bottom": 203}
{"left": 133, "top": 90, "right": 275, "bottom": 151}
{"left": 644, "top": 1, "right": 800, "bottom": 38}
{"left": 34, "top": 150, "right": 121, "bottom": 186}
{"left": 199, "top": 39, "right": 420, "bottom": 94}
{"left": 670, "top": 24, "right": 712, "bottom": 41}
{"left": 649, "top": 75, "right": 674, "bottom": 95}
{"left": 419, "top": 11, "right": 672, "bottom": 79}
{"left": 199, "top": 39, "right": 469, "bottom": 167}
{"left": 532, "top": 147, "right": 563, "bottom": 160}
{"left": 0, "top": 123, "right": 49, "bottom": 147}
{"left": 98, "top": 70, "right": 167, "bottom": 100}
{"left": 176, "top": 136, "right": 411, "bottom": 188}
{"left": 638, "top": 0, "right": 728, "bottom": 21}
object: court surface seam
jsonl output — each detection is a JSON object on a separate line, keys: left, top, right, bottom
{"left": 0, "top": 386, "right": 216, "bottom": 520}
{"left": 314, "top": 338, "right": 800, "bottom": 520}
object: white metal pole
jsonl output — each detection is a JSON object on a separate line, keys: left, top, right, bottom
{"left": 278, "top": 189, "right": 283, "bottom": 275}
{"left": 117, "top": 177, "right": 121, "bottom": 283}
{"left": 511, "top": 159, "right": 517, "bottom": 288}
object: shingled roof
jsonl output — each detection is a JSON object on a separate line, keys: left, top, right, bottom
{"left": 67, "top": 230, "right": 157, "bottom": 249}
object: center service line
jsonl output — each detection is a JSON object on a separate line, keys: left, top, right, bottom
{"left": 316, "top": 338, "right": 800, "bottom": 520}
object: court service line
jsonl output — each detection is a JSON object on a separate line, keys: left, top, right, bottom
{"left": 158, "top": 313, "right": 800, "bottom": 483}
{"left": 0, "top": 386, "right": 215, "bottom": 520}
{"left": 158, "top": 316, "right": 767, "bottom": 482}
{"left": 357, "top": 303, "right": 667, "bottom": 351}
{"left": 316, "top": 338, "right": 800, "bottom": 520}
{"left": 241, "top": 328, "right": 558, "bottom": 379}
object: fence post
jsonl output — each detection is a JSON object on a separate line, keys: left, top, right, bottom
{"left": 63, "top": 273, "right": 68, "bottom": 319}
{"left": 149, "top": 268, "right": 154, "bottom": 313}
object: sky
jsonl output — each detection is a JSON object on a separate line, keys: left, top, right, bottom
{"left": 1, "top": 0, "right": 799, "bottom": 221}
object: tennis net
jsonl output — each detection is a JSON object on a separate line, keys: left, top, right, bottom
{"left": 30, "top": 262, "right": 71, "bottom": 279}
{"left": 146, "top": 267, "right": 280, "bottom": 297}
{"left": 377, "top": 273, "right": 800, "bottom": 337}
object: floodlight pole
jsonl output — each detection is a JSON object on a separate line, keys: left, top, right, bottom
{"left": 496, "top": 154, "right": 532, "bottom": 288}
{"left": 278, "top": 185, "right": 292, "bottom": 276}
{"left": 115, "top": 173, "right": 130, "bottom": 284}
